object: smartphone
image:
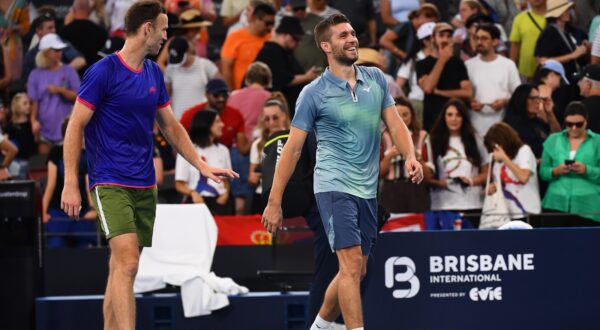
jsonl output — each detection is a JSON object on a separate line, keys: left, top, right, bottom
{"left": 565, "top": 159, "right": 575, "bottom": 165}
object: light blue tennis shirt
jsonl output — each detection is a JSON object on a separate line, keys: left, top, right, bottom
{"left": 292, "top": 65, "right": 395, "bottom": 199}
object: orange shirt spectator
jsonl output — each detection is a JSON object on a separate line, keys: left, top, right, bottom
{"left": 220, "top": 27, "right": 271, "bottom": 89}
{"left": 220, "top": 3, "right": 275, "bottom": 89}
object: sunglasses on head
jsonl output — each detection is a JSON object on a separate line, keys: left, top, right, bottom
{"left": 565, "top": 121, "right": 585, "bottom": 128}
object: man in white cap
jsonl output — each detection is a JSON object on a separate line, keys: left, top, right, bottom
{"left": 379, "top": 3, "right": 439, "bottom": 62}
{"left": 23, "top": 12, "right": 86, "bottom": 80}
{"left": 466, "top": 23, "right": 521, "bottom": 138}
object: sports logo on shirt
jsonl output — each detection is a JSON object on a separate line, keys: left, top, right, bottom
{"left": 149, "top": 86, "right": 157, "bottom": 94}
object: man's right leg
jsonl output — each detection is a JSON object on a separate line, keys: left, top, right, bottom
{"left": 305, "top": 206, "right": 339, "bottom": 321}
{"left": 105, "top": 233, "right": 140, "bottom": 330}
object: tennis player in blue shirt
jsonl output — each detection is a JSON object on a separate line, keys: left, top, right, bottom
{"left": 262, "top": 14, "right": 423, "bottom": 330}
{"left": 60, "top": 1, "right": 238, "bottom": 328}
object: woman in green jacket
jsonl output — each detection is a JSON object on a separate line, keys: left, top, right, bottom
{"left": 540, "top": 102, "right": 600, "bottom": 226}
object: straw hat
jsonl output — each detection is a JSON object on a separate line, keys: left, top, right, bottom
{"left": 355, "top": 48, "right": 385, "bottom": 69}
{"left": 177, "top": 9, "right": 212, "bottom": 28}
{"left": 545, "top": 0, "right": 575, "bottom": 18}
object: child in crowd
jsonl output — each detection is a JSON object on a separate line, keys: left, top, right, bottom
{"left": 42, "top": 117, "right": 97, "bottom": 248}
{"left": 4, "top": 93, "right": 36, "bottom": 178}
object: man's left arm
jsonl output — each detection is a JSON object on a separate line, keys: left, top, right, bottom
{"left": 382, "top": 105, "right": 423, "bottom": 183}
{"left": 156, "top": 105, "right": 239, "bottom": 182}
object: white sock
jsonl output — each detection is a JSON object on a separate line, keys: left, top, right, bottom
{"left": 310, "top": 314, "right": 332, "bottom": 330}
{"left": 349, "top": 328, "right": 364, "bottom": 330}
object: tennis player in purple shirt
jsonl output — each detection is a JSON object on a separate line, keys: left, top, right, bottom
{"left": 60, "top": 1, "right": 238, "bottom": 328}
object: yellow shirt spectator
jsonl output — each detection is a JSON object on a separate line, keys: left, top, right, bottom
{"left": 509, "top": 10, "right": 547, "bottom": 78}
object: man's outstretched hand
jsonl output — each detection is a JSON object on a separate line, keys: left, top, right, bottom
{"left": 200, "top": 165, "right": 239, "bottom": 184}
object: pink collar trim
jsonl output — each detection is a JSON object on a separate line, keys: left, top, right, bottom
{"left": 116, "top": 51, "right": 143, "bottom": 73}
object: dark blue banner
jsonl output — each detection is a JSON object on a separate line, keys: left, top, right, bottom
{"left": 364, "top": 228, "right": 600, "bottom": 330}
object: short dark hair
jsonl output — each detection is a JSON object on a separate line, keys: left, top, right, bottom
{"left": 124, "top": 0, "right": 166, "bottom": 36}
{"left": 190, "top": 110, "right": 218, "bottom": 148}
{"left": 408, "top": 9, "right": 419, "bottom": 21}
{"left": 476, "top": 23, "right": 500, "bottom": 40}
{"left": 466, "top": 13, "right": 492, "bottom": 29}
{"left": 32, "top": 11, "right": 55, "bottom": 31}
{"left": 505, "top": 84, "right": 538, "bottom": 119}
{"left": 314, "top": 13, "right": 351, "bottom": 49}
{"left": 564, "top": 101, "right": 589, "bottom": 120}
{"left": 252, "top": 3, "right": 276, "bottom": 20}
{"left": 484, "top": 122, "right": 524, "bottom": 160}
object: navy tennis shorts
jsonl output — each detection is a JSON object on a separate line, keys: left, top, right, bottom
{"left": 315, "top": 191, "right": 377, "bottom": 256}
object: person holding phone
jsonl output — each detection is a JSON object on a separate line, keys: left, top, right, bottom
{"left": 539, "top": 101, "right": 600, "bottom": 227}
{"left": 427, "top": 98, "right": 489, "bottom": 228}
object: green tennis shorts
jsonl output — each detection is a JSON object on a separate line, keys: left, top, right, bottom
{"left": 90, "top": 185, "right": 157, "bottom": 247}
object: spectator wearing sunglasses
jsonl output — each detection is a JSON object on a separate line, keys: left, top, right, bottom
{"left": 255, "top": 16, "right": 319, "bottom": 117}
{"left": 221, "top": 2, "right": 276, "bottom": 90}
{"left": 248, "top": 95, "right": 291, "bottom": 213}
{"left": 289, "top": 0, "right": 326, "bottom": 72}
{"left": 503, "top": 84, "right": 560, "bottom": 160}
{"left": 539, "top": 101, "right": 600, "bottom": 226}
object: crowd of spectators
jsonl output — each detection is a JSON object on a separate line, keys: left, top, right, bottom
{"left": 1, "top": 0, "right": 600, "bottom": 237}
